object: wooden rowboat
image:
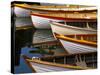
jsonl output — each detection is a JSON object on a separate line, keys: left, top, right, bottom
{"left": 14, "top": 4, "right": 97, "bottom": 12}
{"left": 50, "top": 21, "right": 97, "bottom": 37}
{"left": 11, "top": 3, "right": 32, "bottom": 17}
{"left": 55, "top": 33, "right": 97, "bottom": 54}
{"left": 31, "top": 11, "right": 97, "bottom": 29}
{"left": 12, "top": 3, "right": 96, "bottom": 18}
{"left": 22, "top": 55, "right": 87, "bottom": 73}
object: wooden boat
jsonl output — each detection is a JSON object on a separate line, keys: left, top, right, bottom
{"left": 30, "top": 5, "right": 96, "bottom": 12}
{"left": 50, "top": 21, "right": 97, "bottom": 37}
{"left": 39, "top": 52, "right": 97, "bottom": 68}
{"left": 12, "top": 3, "right": 96, "bottom": 17}
{"left": 31, "top": 11, "right": 97, "bottom": 29}
{"left": 55, "top": 33, "right": 97, "bottom": 54}
{"left": 13, "top": 4, "right": 97, "bottom": 12}
{"left": 22, "top": 55, "right": 87, "bottom": 73}
{"left": 11, "top": 3, "right": 32, "bottom": 17}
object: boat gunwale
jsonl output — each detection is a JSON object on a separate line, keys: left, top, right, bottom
{"left": 30, "top": 12, "right": 97, "bottom": 22}
{"left": 14, "top": 4, "right": 97, "bottom": 12}
{"left": 55, "top": 33, "right": 97, "bottom": 47}
{"left": 24, "top": 57, "right": 87, "bottom": 70}
{"left": 22, "top": 55, "right": 36, "bottom": 73}
{"left": 50, "top": 22, "right": 97, "bottom": 32}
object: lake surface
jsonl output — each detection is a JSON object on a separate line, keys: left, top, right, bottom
{"left": 15, "top": 17, "right": 33, "bottom": 27}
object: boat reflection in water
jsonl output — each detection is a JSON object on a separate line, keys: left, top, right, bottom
{"left": 32, "top": 29, "right": 55, "bottom": 44}
{"left": 14, "top": 21, "right": 62, "bottom": 73}
{"left": 15, "top": 17, "right": 33, "bottom": 28}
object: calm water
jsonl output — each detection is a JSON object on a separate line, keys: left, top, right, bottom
{"left": 15, "top": 17, "right": 33, "bottom": 27}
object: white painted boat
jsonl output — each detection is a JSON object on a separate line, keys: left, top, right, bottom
{"left": 12, "top": 3, "right": 97, "bottom": 29}
{"left": 12, "top": 3, "right": 96, "bottom": 17}
{"left": 12, "top": 4, "right": 33, "bottom": 17}
{"left": 31, "top": 14, "right": 63, "bottom": 29}
{"left": 55, "top": 34, "right": 97, "bottom": 54}
{"left": 31, "top": 11, "right": 96, "bottom": 29}
{"left": 14, "top": 7, "right": 30, "bottom": 17}
{"left": 23, "top": 55, "right": 86, "bottom": 73}
{"left": 14, "top": 3, "right": 97, "bottom": 12}
{"left": 12, "top": 3, "right": 44, "bottom": 17}
{"left": 50, "top": 21, "right": 97, "bottom": 36}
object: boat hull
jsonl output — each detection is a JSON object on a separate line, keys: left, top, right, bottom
{"left": 50, "top": 22, "right": 97, "bottom": 36}
{"left": 31, "top": 15, "right": 63, "bottom": 29}
{"left": 59, "top": 39, "right": 97, "bottom": 54}
{"left": 13, "top": 6, "right": 55, "bottom": 17}
{"left": 30, "top": 61, "right": 75, "bottom": 73}
{"left": 14, "top": 6, "right": 30, "bottom": 17}
{"left": 22, "top": 55, "right": 87, "bottom": 73}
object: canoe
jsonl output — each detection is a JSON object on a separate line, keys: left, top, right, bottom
{"left": 31, "top": 10, "right": 96, "bottom": 29}
{"left": 31, "top": 13, "right": 63, "bottom": 29}
{"left": 50, "top": 21, "right": 97, "bottom": 37}
{"left": 23, "top": 55, "right": 87, "bottom": 73}
{"left": 55, "top": 33, "right": 97, "bottom": 54}
{"left": 11, "top": 4, "right": 32, "bottom": 17}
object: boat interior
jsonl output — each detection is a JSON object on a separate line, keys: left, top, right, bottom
{"left": 57, "top": 21, "right": 97, "bottom": 29}
{"left": 41, "top": 52, "right": 97, "bottom": 68}
{"left": 31, "top": 11, "right": 97, "bottom": 19}
{"left": 14, "top": 3, "right": 96, "bottom": 10}
{"left": 55, "top": 33, "right": 97, "bottom": 46}
{"left": 22, "top": 51, "right": 97, "bottom": 69}
{"left": 22, "top": 55, "right": 88, "bottom": 70}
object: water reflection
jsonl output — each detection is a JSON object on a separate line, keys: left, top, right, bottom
{"left": 33, "top": 29, "right": 55, "bottom": 44}
{"left": 15, "top": 17, "right": 33, "bottom": 27}
{"left": 14, "top": 16, "right": 58, "bottom": 73}
{"left": 15, "top": 28, "right": 34, "bottom": 66}
{"left": 15, "top": 28, "right": 59, "bottom": 73}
